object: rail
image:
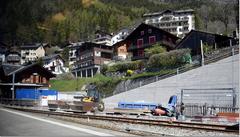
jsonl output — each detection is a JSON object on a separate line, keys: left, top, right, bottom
{"left": 3, "top": 106, "right": 238, "bottom": 134}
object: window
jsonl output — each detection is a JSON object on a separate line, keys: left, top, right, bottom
{"left": 137, "top": 39, "right": 143, "bottom": 48}
{"left": 149, "top": 36, "right": 156, "bottom": 44}
{"left": 140, "top": 31, "right": 144, "bottom": 36}
{"left": 148, "top": 29, "right": 152, "bottom": 33}
{"left": 138, "top": 50, "right": 144, "bottom": 57}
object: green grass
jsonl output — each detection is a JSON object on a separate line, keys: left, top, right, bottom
{"left": 50, "top": 74, "right": 121, "bottom": 96}
{"left": 50, "top": 69, "right": 176, "bottom": 96}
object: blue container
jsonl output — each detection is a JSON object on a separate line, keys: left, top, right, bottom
{"left": 16, "top": 89, "right": 58, "bottom": 100}
{"left": 16, "top": 89, "right": 39, "bottom": 100}
{"left": 118, "top": 102, "right": 157, "bottom": 110}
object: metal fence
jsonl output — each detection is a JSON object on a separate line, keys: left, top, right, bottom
{"left": 107, "top": 46, "right": 239, "bottom": 98}
{"left": 177, "top": 104, "right": 239, "bottom": 117}
{"left": 176, "top": 87, "right": 239, "bottom": 117}
{"left": 0, "top": 98, "right": 40, "bottom": 107}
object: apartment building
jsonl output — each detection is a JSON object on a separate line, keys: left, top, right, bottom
{"left": 20, "top": 43, "right": 46, "bottom": 64}
{"left": 143, "top": 9, "right": 195, "bottom": 38}
{"left": 73, "top": 42, "right": 112, "bottom": 78}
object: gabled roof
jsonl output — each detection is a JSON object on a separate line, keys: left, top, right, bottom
{"left": 42, "top": 54, "right": 64, "bottom": 62}
{"left": 124, "top": 23, "right": 179, "bottom": 41}
{"left": 175, "top": 30, "right": 234, "bottom": 49}
{"left": 21, "top": 43, "right": 45, "bottom": 50}
{"left": 1, "top": 64, "right": 22, "bottom": 76}
{"left": 0, "top": 63, "right": 55, "bottom": 77}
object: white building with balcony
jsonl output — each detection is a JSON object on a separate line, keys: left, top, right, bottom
{"left": 20, "top": 43, "right": 46, "bottom": 64}
{"left": 42, "top": 54, "right": 69, "bottom": 75}
{"left": 143, "top": 9, "right": 195, "bottom": 38}
{"left": 68, "top": 42, "right": 83, "bottom": 69}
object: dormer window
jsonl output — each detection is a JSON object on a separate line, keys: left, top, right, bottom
{"left": 140, "top": 31, "right": 144, "bottom": 36}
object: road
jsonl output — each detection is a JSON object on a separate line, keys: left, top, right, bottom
{"left": 0, "top": 107, "right": 132, "bottom": 136}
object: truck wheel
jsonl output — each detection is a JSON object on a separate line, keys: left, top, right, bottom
{"left": 97, "top": 102, "right": 105, "bottom": 112}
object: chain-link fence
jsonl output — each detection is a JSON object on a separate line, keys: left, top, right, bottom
{"left": 176, "top": 88, "right": 239, "bottom": 117}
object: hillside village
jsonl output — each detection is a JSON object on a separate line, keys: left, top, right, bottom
{"left": 0, "top": 7, "right": 239, "bottom": 95}
{"left": 0, "top": 1, "right": 239, "bottom": 136}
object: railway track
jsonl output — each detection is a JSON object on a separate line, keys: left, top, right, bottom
{"left": 4, "top": 106, "right": 239, "bottom": 134}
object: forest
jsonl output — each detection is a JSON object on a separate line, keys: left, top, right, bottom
{"left": 0, "top": 0, "right": 238, "bottom": 47}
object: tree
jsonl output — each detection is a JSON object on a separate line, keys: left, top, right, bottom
{"left": 144, "top": 42, "right": 166, "bottom": 57}
{"left": 215, "top": 3, "right": 234, "bottom": 34}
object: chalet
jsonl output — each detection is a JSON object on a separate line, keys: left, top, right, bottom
{"left": 20, "top": 43, "right": 47, "bottom": 64}
{"left": 0, "top": 63, "right": 55, "bottom": 99}
{"left": 92, "top": 30, "right": 112, "bottom": 46}
{"left": 124, "top": 23, "right": 179, "bottom": 61}
{"left": 42, "top": 54, "right": 69, "bottom": 75}
{"left": 175, "top": 30, "right": 236, "bottom": 55}
{"left": 73, "top": 42, "right": 112, "bottom": 77}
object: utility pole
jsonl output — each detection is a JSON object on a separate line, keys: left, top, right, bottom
{"left": 200, "top": 40, "right": 204, "bottom": 66}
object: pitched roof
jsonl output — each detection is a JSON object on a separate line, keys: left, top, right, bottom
{"left": 42, "top": 54, "right": 64, "bottom": 62}
{"left": 21, "top": 43, "right": 44, "bottom": 49}
{"left": 0, "top": 63, "right": 55, "bottom": 77}
{"left": 175, "top": 30, "right": 234, "bottom": 49}
{"left": 1, "top": 64, "right": 22, "bottom": 76}
{"left": 125, "top": 23, "right": 179, "bottom": 41}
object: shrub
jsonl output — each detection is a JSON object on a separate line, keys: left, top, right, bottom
{"left": 107, "top": 60, "right": 145, "bottom": 73}
{"left": 147, "top": 48, "right": 191, "bottom": 70}
{"left": 144, "top": 42, "right": 167, "bottom": 57}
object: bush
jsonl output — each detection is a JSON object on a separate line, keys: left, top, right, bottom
{"left": 147, "top": 48, "right": 191, "bottom": 70}
{"left": 107, "top": 60, "right": 145, "bottom": 73}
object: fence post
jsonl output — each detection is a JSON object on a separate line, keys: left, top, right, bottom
{"left": 139, "top": 81, "right": 142, "bottom": 87}
{"left": 180, "top": 89, "right": 183, "bottom": 115}
{"left": 200, "top": 40, "right": 204, "bottom": 66}
{"left": 232, "top": 88, "right": 236, "bottom": 112}
{"left": 177, "top": 68, "right": 179, "bottom": 75}
{"left": 155, "top": 76, "right": 158, "bottom": 81}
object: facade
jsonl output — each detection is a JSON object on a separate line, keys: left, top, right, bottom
{"left": 68, "top": 42, "right": 83, "bottom": 69}
{"left": 125, "top": 23, "right": 179, "bottom": 61}
{"left": 92, "top": 30, "right": 112, "bottom": 46}
{"left": 20, "top": 43, "right": 46, "bottom": 64}
{"left": 176, "top": 30, "right": 236, "bottom": 55}
{"left": 143, "top": 9, "right": 195, "bottom": 38}
{"left": 111, "top": 29, "right": 130, "bottom": 45}
{"left": 112, "top": 41, "right": 130, "bottom": 61}
{"left": 73, "top": 42, "right": 113, "bottom": 77}
{"left": 42, "top": 54, "right": 69, "bottom": 75}
{"left": 0, "top": 63, "right": 55, "bottom": 98}
{"left": 5, "top": 51, "right": 21, "bottom": 65}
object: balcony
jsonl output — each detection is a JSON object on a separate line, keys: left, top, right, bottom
{"left": 128, "top": 43, "right": 152, "bottom": 51}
